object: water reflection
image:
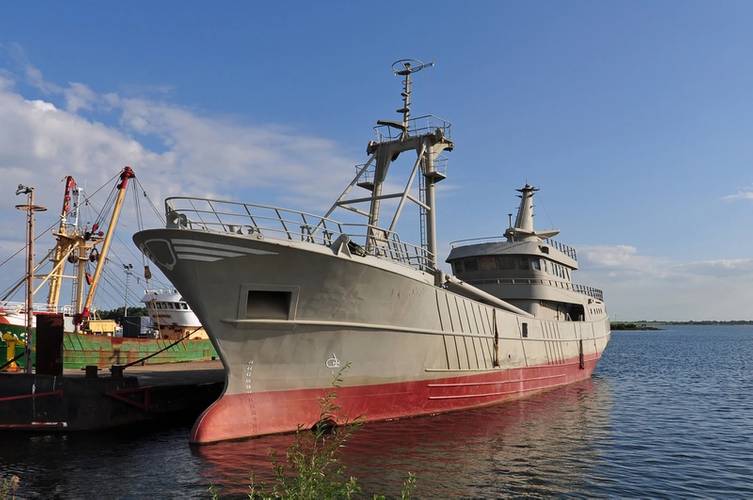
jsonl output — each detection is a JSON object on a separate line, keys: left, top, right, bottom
{"left": 196, "top": 377, "right": 613, "bottom": 497}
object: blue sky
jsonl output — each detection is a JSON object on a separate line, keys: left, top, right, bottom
{"left": 1, "top": 1, "right": 752, "bottom": 319}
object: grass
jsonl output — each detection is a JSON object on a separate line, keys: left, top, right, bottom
{"left": 210, "top": 363, "right": 416, "bottom": 499}
{"left": 0, "top": 474, "right": 19, "bottom": 500}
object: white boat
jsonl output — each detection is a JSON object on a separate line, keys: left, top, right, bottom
{"left": 142, "top": 289, "right": 208, "bottom": 340}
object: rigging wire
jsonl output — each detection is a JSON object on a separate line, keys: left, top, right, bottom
{"left": 84, "top": 191, "right": 173, "bottom": 290}
{"left": 134, "top": 177, "right": 166, "bottom": 225}
{"left": 0, "top": 219, "right": 61, "bottom": 271}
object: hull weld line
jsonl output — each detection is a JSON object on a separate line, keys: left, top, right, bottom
{"left": 427, "top": 373, "right": 567, "bottom": 387}
{"left": 427, "top": 383, "right": 569, "bottom": 400}
{"left": 221, "top": 317, "right": 612, "bottom": 342}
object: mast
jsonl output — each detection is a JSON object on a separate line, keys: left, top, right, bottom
{"left": 514, "top": 184, "right": 537, "bottom": 234}
{"left": 326, "top": 59, "right": 453, "bottom": 274}
{"left": 504, "top": 184, "right": 560, "bottom": 242}
{"left": 47, "top": 176, "right": 77, "bottom": 308}
{"left": 79, "top": 167, "right": 135, "bottom": 323}
{"left": 15, "top": 185, "right": 47, "bottom": 374}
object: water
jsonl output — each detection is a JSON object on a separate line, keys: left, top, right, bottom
{"left": 2, "top": 325, "right": 752, "bottom": 498}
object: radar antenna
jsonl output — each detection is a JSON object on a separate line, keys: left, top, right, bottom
{"left": 391, "top": 58, "right": 434, "bottom": 139}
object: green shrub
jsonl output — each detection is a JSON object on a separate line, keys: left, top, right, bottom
{"left": 210, "top": 364, "right": 416, "bottom": 499}
{"left": 0, "top": 474, "right": 19, "bottom": 500}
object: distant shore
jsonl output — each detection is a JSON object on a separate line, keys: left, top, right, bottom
{"left": 611, "top": 322, "right": 661, "bottom": 331}
{"left": 611, "top": 320, "right": 753, "bottom": 331}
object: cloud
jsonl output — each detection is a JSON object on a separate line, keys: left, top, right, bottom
{"left": 64, "top": 82, "right": 97, "bottom": 113}
{"left": 576, "top": 244, "right": 753, "bottom": 320}
{"left": 0, "top": 51, "right": 360, "bottom": 309}
{"left": 722, "top": 189, "right": 753, "bottom": 202}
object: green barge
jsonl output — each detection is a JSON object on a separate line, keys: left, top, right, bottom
{"left": 1, "top": 331, "right": 216, "bottom": 370}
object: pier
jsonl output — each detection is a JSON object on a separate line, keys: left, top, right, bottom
{"left": 0, "top": 361, "right": 223, "bottom": 431}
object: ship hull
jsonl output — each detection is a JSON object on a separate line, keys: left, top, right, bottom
{"left": 134, "top": 229, "right": 611, "bottom": 443}
{"left": 193, "top": 353, "right": 600, "bottom": 443}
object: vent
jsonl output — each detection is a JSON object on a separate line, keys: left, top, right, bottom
{"left": 246, "top": 290, "right": 291, "bottom": 320}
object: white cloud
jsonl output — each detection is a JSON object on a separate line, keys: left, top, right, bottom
{"left": 64, "top": 82, "right": 97, "bottom": 113}
{"left": 577, "top": 244, "right": 753, "bottom": 321}
{"left": 0, "top": 54, "right": 360, "bottom": 309}
{"left": 722, "top": 188, "right": 753, "bottom": 201}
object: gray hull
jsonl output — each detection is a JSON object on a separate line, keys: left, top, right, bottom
{"left": 134, "top": 228, "right": 610, "bottom": 443}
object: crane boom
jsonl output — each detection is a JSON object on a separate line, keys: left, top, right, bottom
{"left": 47, "top": 176, "right": 77, "bottom": 308}
{"left": 78, "top": 166, "right": 135, "bottom": 323}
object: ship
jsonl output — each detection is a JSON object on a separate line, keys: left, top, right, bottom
{"left": 142, "top": 288, "right": 210, "bottom": 340}
{"left": 0, "top": 169, "right": 216, "bottom": 370}
{"left": 134, "top": 59, "right": 611, "bottom": 443}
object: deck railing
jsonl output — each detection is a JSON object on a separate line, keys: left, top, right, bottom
{"left": 449, "top": 235, "right": 578, "bottom": 261}
{"left": 165, "top": 197, "right": 434, "bottom": 272}
{"left": 373, "top": 114, "right": 452, "bottom": 142}
{"left": 467, "top": 277, "right": 603, "bottom": 301}
{"left": 0, "top": 302, "right": 76, "bottom": 316}
{"left": 542, "top": 238, "right": 577, "bottom": 260}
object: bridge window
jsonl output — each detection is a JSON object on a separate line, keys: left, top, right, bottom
{"left": 518, "top": 257, "right": 529, "bottom": 270}
{"left": 495, "top": 256, "right": 514, "bottom": 270}
{"left": 464, "top": 258, "right": 479, "bottom": 272}
{"left": 479, "top": 256, "right": 496, "bottom": 271}
{"left": 532, "top": 258, "right": 541, "bottom": 271}
{"left": 453, "top": 260, "right": 463, "bottom": 274}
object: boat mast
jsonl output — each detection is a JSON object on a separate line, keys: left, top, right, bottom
{"left": 15, "top": 185, "right": 47, "bottom": 374}
{"left": 324, "top": 59, "right": 453, "bottom": 273}
{"left": 79, "top": 167, "right": 135, "bottom": 323}
{"left": 504, "top": 184, "right": 560, "bottom": 242}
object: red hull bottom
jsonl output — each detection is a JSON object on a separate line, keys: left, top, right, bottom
{"left": 191, "top": 353, "right": 600, "bottom": 444}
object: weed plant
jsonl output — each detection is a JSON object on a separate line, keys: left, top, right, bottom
{"left": 210, "top": 363, "right": 416, "bottom": 499}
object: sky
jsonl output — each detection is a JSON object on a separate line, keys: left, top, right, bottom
{"left": 0, "top": 1, "right": 752, "bottom": 319}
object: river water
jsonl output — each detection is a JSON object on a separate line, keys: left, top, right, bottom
{"left": 1, "top": 325, "right": 752, "bottom": 498}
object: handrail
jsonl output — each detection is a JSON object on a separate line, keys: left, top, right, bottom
{"left": 373, "top": 114, "right": 452, "bottom": 142}
{"left": 0, "top": 301, "right": 76, "bottom": 315}
{"left": 467, "top": 277, "right": 603, "bottom": 301}
{"left": 164, "top": 197, "right": 434, "bottom": 272}
{"left": 449, "top": 236, "right": 508, "bottom": 248}
{"left": 449, "top": 235, "right": 578, "bottom": 261}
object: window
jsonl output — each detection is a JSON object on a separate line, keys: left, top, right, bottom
{"left": 532, "top": 258, "right": 541, "bottom": 271}
{"left": 246, "top": 290, "right": 292, "bottom": 320}
{"left": 543, "top": 259, "right": 549, "bottom": 273}
{"left": 496, "top": 256, "right": 514, "bottom": 270}
{"left": 479, "top": 256, "right": 496, "bottom": 271}
{"left": 464, "top": 258, "right": 479, "bottom": 272}
{"left": 518, "top": 257, "right": 529, "bottom": 270}
{"left": 453, "top": 260, "right": 464, "bottom": 274}
{"left": 521, "top": 322, "right": 528, "bottom": 338}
